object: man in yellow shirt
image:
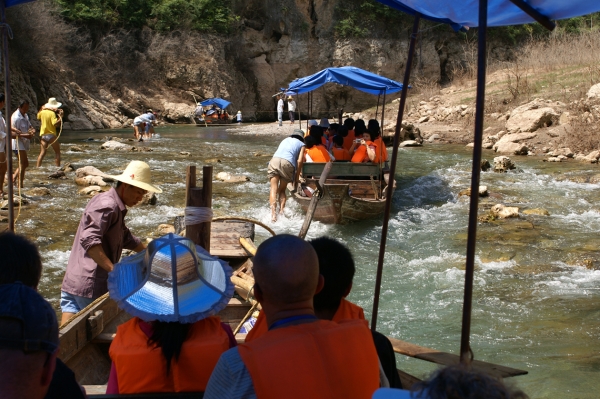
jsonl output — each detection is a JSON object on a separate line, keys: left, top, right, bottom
{"left": 36, "top": 97, "right": 63, "bottom": 168}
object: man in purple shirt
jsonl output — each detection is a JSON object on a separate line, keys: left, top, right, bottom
{"left": 60, "top": 161, "right": 162, "bottom": 324}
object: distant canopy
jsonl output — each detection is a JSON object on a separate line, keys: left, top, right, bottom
{"left": 285, "top": 67, "right": 405, "bottom": 96}
{"left": 375, "top": 0, "right": 600, "bottom": 28}
{"left": 5, "top": 0, "right": 36, "bottom": 6}
{"left": 200, "top": 98, "right": 231, "bottom": 109}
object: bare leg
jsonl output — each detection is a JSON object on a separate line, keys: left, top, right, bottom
{"left": 61, "top": 312, "right": 76, "bottom": 326}
{"left": 277, "top": 180, "right": 288, "bottom": 215}
{"left": 50, "top": 140, "right": 61, "bottom": 167}
{"left": 0, "top": 152, "right": 6, "bottom": 195}
{"left": 37, "top": 140, "right": 49, "bottom": 168}
{"left": 13, "top": 150, "right": 28, "bottom": 188}
{"left": 269, "top": 176, "right": 280, "bottom": 222}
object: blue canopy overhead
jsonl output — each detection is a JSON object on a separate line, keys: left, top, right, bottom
{"left": 200, "top": 98, "right": 231, "bottom": 109}
{"left": 286, "top": 66, "right": 405, "bottom": 96}
{"left": 5, "top": 0, "right": 35, "bottom": 7}
{"left": 376, "top": 0, "right": 600, "bottom": 28}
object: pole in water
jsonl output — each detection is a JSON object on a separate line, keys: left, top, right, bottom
{"left": 371, "top": 14, "right": 420, "bottom": 332}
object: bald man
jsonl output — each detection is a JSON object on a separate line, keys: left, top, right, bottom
{"left": 205, "top": 234, "right": 380, "bottom": 399}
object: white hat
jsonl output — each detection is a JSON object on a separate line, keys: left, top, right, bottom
{"left": 197, "top": 102, "right": 202, "bottom": 106}
{"left": 108, "top": 160, "right": 162, "bottom": 193}
{"left": 44, "top": 98, "right": 62, "bottom": 109}
{"left": 108, "top": 234, "right": 234, "bottom": 323}
{"left": 308, "top": 120, "right": 318, "bottom": 127}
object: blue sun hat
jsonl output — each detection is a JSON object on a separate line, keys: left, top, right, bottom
{"left": 108, "top": 234, "right": 234, "bottom": 323}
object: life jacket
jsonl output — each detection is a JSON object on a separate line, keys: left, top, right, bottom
{"left": 374, "top": 137, "right": 388, "bottom": 162}
{"left": 332, "top": 146, "right": 351, "bottom": 161}
{"left": 109, "top": 316, "right": 230, "bottom": 393}
{"left": 343, "top": 130, "right": 356, "bottom": 150}
{"left": 306, "top": 145, "right": 331, "bottom": 162}
{"left": 245, "top": 298, "right": 365, "bottom": 342}
{"left": 351, "top": 141, "right": 376, "bottom": 163}
{"left": 239, "top": 319, "right": 379, "bottom": 399}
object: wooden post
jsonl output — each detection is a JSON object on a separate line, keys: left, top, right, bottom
{"left": 298, "top": 162, "right": 333, "bottom": 239}
{"left": 338, "top": 108, "right": 343, "bottom": 125}
{"left": 185, "top": 165, "right": 213, "bottom": 251}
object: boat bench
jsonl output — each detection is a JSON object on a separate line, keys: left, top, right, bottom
{"left": 86, "top": 389, "right": 203, "bottom": 398}
{"left": 302, "top": 162, "right": 381, "bottom": 178}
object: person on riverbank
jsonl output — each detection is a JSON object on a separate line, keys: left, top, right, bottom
{"left": 267, "top": 130, "right": 305, "bottom": 222}
{"left": 60, "top": 160, "right": 162, "bottom": 325}
{"left": 0, "top": 232, "right": 86, "bottom": 399}
{"left": 36, "top": 98, "right": 63, "bottom": 168}
{"left": 106, "top": 234, "right": 236, "bottom": 394}
{"left": 205, "top": 234, "right": 380, "bottom": 399}
{"left": 287, "top": 96, "right": 296, "bottom": 124}
{"left": 0, "top": 94, "right": 7, "bottom": 197}
{"left": 0, "top": 283, "right": 59, "bottom": 399}
{"left": 12, "top": 100, "right": 35, "bottom": 188}
{"left": 277, "top": 95, "right": 284, "bottom": 127}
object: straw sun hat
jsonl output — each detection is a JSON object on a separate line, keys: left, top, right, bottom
{"left": 108, "top": 234, "right": 234, "bottom": 323}
{"left": 44, "top": 97, "right": 62, "bottom": 109}
{"left": 109, "top": 160, "right": 162, "bottom": 193}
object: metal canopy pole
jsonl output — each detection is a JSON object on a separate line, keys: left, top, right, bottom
{"left": 459, "top": 0, "right": 488, "bottom": 366}
{"left": 508, "top": 0, "right": 556, "bottom": 30}
{"left": 371, "top": 14, "right": 420, "bottom": 331}
{"left": 297, "top": 93, "right": 301, "bottom": 129}
{"left": 1, "top": 1, "right": 14, "bottom": 232}
{"left": 375, "top": 93, "right": 381, "bottom": 118}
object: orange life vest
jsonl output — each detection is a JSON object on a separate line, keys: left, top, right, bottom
{"left": 239, "top": 319, "right": 379, "bottom": 399}
{"left": 351, "top": 141, "right": 376, "bottom": 163}
{"left": 332, "top": 146, "right": 351, "bottom": 161}
{"left": 343, "top": 130, "right": 356, "bottom": 150}
{"left": 306, "top": 145, "right": 331, "bottom": 162}
{"left": 374, "top": 137, "right": 388, "bottom": 162}
{"left": 109, "top": 316, "right": 230, "bottom": 393}
{"left": 245, "top": 298, "right": 365, "bottom": 342}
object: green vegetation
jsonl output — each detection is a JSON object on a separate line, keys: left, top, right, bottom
{"left": 53, "top": 0, "right": 235, "bottom": 33}
{"left": 334, "top": 0, "right": 415, "bottom": 38}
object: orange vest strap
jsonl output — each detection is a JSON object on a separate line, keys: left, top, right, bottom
{"left": 109, "top": 316, "right": 230, "bottom": 393}
{"left": 239, "top": 319, "right": 379, "bottom": 399}
{"left": 333, "top": 299, "right": 365, "bottom": 321}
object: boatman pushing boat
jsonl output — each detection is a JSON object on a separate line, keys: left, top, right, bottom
{"left": 60, "top": 161, "right": 162, "bottom": 325}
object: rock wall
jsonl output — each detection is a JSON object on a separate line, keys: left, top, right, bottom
{"left": 2, "top": 0, "right": 490, "bottom": 130}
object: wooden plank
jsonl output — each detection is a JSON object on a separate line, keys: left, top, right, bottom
{"left": 397, "top": 369, "right": 421, "bottom": 390}
{"left": 302, "top": 162, "right": 380, "bottom": 177}
{"left": 387, "top": 337, "right": 528, "bottom": 379}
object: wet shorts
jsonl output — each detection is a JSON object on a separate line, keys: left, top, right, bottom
{"left": 60, "top": 291, "right": 94, "bottom": 314}
{"left": 267, "top": 157, "right": 295, "bottom": 182}
{"left": 41, "top": 134, "right": 56, "bottom": 143}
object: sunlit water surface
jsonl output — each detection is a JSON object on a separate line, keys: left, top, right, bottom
{"left": 16, "top": 125, "right": 600, "bottom": 398}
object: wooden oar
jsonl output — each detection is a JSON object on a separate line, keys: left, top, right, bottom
{"left": 298, "top": 162, "right": 333, "bottom": 239}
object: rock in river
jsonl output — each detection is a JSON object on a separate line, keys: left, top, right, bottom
{"left": 216, "top": 172, "right": 249, "bottom": 183}
{"left": 101, "top": 140, "right": 134, "bottom": 151}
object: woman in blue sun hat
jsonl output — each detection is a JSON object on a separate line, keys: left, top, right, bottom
{"left": 106, "top": 234, "right": 236, "bottom": 394}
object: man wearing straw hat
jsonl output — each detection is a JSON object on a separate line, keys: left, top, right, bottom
{"left": 60, "top": 160, "right": 162, "bottom": 325}
{"left": 287, "top": 96, "right": 296, "bottom": 124}
{"left": 36, "top": 97, "right": 63, "bottom": 168}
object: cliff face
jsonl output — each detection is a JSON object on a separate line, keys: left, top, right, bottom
{"left": 2, "top": 0, "right": 506, "bottom": 129}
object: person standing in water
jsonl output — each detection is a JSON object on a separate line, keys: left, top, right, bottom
{"left": 11, "top": 100, "right": 35, "bottom": 188}
{"left": 36, "top": 98, "right": 63, "bottom": 168}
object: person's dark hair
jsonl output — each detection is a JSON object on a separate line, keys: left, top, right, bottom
{"left": 0, "top": 232, "right": 43, "bottom": 288}
{"left": 343, "top": 118, "right": 355, "bottom": 130}
{"left": 412, "top": 365, "right": 529, "bottom": 399}
{"left": 354, "top": 119, "right": 366, "bottom": 136}
{"left": 0, "top": 94, "right": 5, "bottom": 103}
{"left": 332, "top": 135, "right": 344, "bottom": 147}
{"left": 368, "top": 119, "right": 381, "bottom": 139}
{"left": 305, "top": 135, "right": 317, "bottom": 149}
{"left": 309, "top": 125, "right": 324, "bottom": 140}
{"left": 328, "top": 123, "right": 339, "bottom": 134}
{"left": 338, "top": 126, "right": 348, "bottom": 138}
{"left": 310, "top": 237, "right": 355, "bottom": 313}
{"left": 18, "top": 99, "right": 29, "bottom": 108}
{"left": 148, "top": 321, "right": 192, "bottom": 376}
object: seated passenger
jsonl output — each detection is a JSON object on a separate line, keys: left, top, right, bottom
{"left": 350, "top": 130, "right": 377, "bottom": 163}
{"left": 309, "top": 125, "right": 328, "bottom": 147}
{"left": 106, "top": 234, "right": 236, "bottom": 394}
{"left": 304, "top": 135, "right": 331, "bottom": 162}
{"left": 326, "top": 123, "right": 339, "bottom": 150}
{"left": 245, "top": 236, "right": 402, "bottom": 388}
{"left": 304, "top": 119, "right": 318, "bottom": 137}
{"left": 342, "top": 118, "right": 356, "bottom": 150}
{"left": 368, "top": 119, "right": 388, "bottom": 162}
{"left": 205, "top": 235, "right": 380, "bottom": 399}
{"left": 331, "top": 135, "right": 351, "bottom": 161}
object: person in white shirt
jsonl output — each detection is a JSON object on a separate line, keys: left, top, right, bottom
{"left": 287, "top": 96, "right": 296, "bottom": 124}
{"left": 11, "top": 100, "right": 35, "bottom": 188}
{"left": 0, "top": 94, "right": 7, "bottom": 197}
{"left": 277, "top": 96, "right": 284, "bottom": 127}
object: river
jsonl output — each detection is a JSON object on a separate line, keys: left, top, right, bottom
{"left": 14, "top": 124, "right": 600, "bottom": 398}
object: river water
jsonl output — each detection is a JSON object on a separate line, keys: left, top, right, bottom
{"left": 16, "top": 124, "right": 599, "bottom": 398}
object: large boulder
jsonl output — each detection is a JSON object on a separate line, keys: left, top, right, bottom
{"left": 78, "top": 186, "right": 104, "bottom": 197}
{"left": 574, "top": 150, "right": 600, "bottom": 164}
{"left": 505, "top": 100, "right": 561, "bottom": 133}
{"left": 101, "top": 140, "right": 134, "bottom": 151}
{"left": 587, "top": 83, "right": 600, "bottom": 99}
{"left": 492, "top": 132, "right": 536, "bottom": 153}
{"left": 494, "top": 142, "right": 529, "bottom": 155}
{"left": 216, "top": 172, "right": 250, "bottom": 183}
{"left": 75, "top": 175, "right": 109, "bottom": 187}
{"left": 493, "top": 156, "right": 516, "bottom": 173}
{"left": 75, "top": 166, "right": 109, "bottom": 179}
{"left": 162, "top": 101, "right": 195, "bottom": 123}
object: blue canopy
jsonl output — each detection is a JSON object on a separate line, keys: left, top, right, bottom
{"left": 377, "top": 0, "right": 600, "bottom": 28}
{"left": 200, "top": 98, "right": 231, "bottom": 109}
{"left": 5, "top": 0, "right": 35, "bottom": 6}
{"left": 286, "top": 66, "right": 405, "bottom": 96}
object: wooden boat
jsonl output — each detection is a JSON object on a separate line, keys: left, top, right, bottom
{"left": 59, "top": 220, "right": 256, "bottom": 397}
{"left": 194, "top": 111, "right": 231, "bottom": 126}
{"left": 289, "top": 162, "right": 395, "bottom": 224}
